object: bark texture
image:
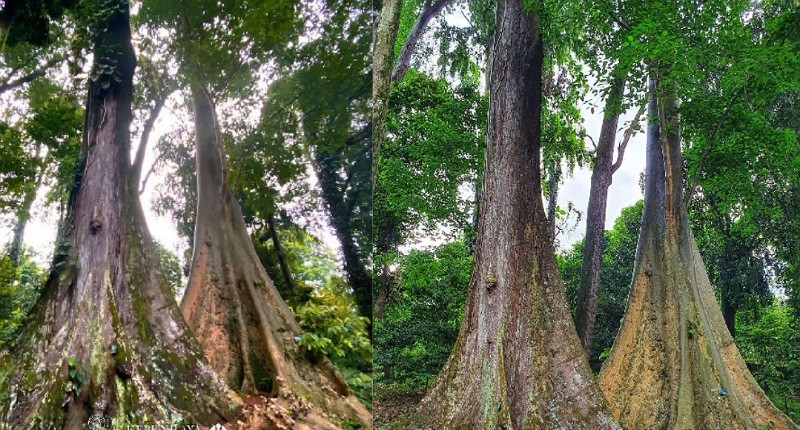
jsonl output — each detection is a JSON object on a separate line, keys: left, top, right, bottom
{"left": 574, "top": 77, "right": 625, "bottom": 355}
{"left": 410, "top": 1, "right": 619, "bottom": 428}
{"left": 0, "top": 4, "right": 241, "bottom": 427}
{"left": 597, "top": 78, "right": 798, "bottom": 430}
{"left": 371, "top": 0, "right": 403, "bottom": 183}
{"left": 181, "top": 87, "right": 371, "bottom": 429}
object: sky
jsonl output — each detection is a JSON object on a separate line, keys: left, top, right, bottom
{"left": 0, "top": 83, "right": 343, "bottom": 268}
{"left": 0, "top": 5, "right": 648, "bottom": 268}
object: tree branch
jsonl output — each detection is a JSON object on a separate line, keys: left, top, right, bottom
{"left": 132, "top": 91, "right": 171, "bottom": 185}
{"left": 0, "top": 55, "right": 63, "bottom": 95}
{"left": 138, "top": 151, "right": 165, "bottom": 195}
{"left": 611, "top": 101, "right": 645, "bottom": 173}
{"left": 391, "top": 0, "right": 454, "bottom": 82}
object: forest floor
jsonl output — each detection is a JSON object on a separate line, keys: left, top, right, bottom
{"left": 373, "top": 384, "right": 424, "bottom": 429}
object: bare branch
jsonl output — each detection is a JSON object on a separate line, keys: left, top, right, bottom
{"left": 611, "top": 101, "right": 646, "bottom": 173}
{"left": 138, "top": 151, "right": 165, "bottom": 195}
{"left": 391, "top": 0, "right": 454, "bottom": 82}
{"left": 132, "top": 91, "right": 171, "bottom": 184}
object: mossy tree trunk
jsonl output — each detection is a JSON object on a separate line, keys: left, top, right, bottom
{"left": 597, "top": 77, "right": 798, "bottom": 430}
{"left": 371, "top": 0, "right": 402, "bottom": 183}
{"left": 181, "top": 86, "right": 371, "bottom": 429}
{"left": 314, "top": 148, "right": 373, "bottom": 322}
{"left": 410, "top": 1, "right": 619, "bottom": 428}
{"left": 0, "top": 3, "right": 241, "bottom": 427}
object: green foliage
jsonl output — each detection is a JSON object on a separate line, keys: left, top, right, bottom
{"left": 736, "top": 301, "right": 800, "bottom": 421}
{"left": 374, "top": 241, "right": 472, "bottom": 389}
{"left": 138, "top": 0, "right": 300, "bottom": 95}
{"left": 0, "top": 122, "right": 34, "bottom": 210}
{"left": 293, "top": 277, "right": 372, "bottom": 406}
{"left": 0, "top": 248, "right": 44, "bottom": 347}
{"left": 378, "top": 69, "right": 485, "bottom": 249}
{"left": 154, "top": 243, "right": 181, "bottom": 297}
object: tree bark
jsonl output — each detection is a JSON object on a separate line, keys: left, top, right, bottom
{"left": 410, "top": 1, "right": 619, "bottom": 427}
{"left": 597, "top": 77, "right": 798, "bottom": 429}
{"left": 391, "top": 0, "right": 453, "bottom": 82}
{"left": 545, "top": 159, "right": 562, "bottom": 241}
{"left": 315, "top": 148, "right": 373, "bottom": 322}
{"left": 0, "top": 3, "right": 241, "bottom": 427}
{"left": 181, "top": 86, "right": 370, "bottom": 429}
{"left": 371, "top": 0, "right": 403, "bottom": 184}
{"left": 574, "top": 77, "right": 625, "bottom": 357}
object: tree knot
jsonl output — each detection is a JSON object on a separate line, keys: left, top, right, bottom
{"left": 486, "top": 270, "right": 497, "bottom": 292}
{"left": 90, "top": 206, "right": 103, "bottom": 234}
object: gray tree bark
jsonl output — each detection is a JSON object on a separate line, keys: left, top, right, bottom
{"left": 372, "top": 0, "right": 403, "bottom": 183}
{"left": 0, "top": 3, "right": 240, "bottom": 427}
{"left": 410, "top": 1, "right": 619, "bottom": 427}
{"left": 574, "top": 77, "right": 625, "bottom": 356}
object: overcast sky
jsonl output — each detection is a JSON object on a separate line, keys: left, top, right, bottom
{"left": 1, "top": 7, "right": 648, "bottom": 267}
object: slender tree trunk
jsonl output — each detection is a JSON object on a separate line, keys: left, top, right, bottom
{"left": 545, "top": 159, "right": 561, "bottom": 241}
{"left": 8, "top": 143, "right": 44, "bottom": 266}
{"left": 181, "top": 87, "right": 370, "bottom": 429}
{"left": 315, "top": 148, "right": 373, "bottom": 322}
{"left": 0, "top": 3, "right": 241, "bottom": 427}
{"left": 597, "top": 77, "right": 797, "bottom": 429}
{"left": 372, "top": 0, "right": 403, "bottom": 183}
{"left": 131, "top": 92, "right": 169, "bottom": 187}
{"left": 574, "top": 77, "right": 625, "bottom": 357}
{"left": 391, "top": 0, "right": 453, "bottom": 82}
{"left": 267, "top": 213, "right": 295, "bottom": 299}
{"left": 411, "top": 1, "right": 619, "bottom": 427}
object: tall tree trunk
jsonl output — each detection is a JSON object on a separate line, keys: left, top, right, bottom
{"left": 315, "top": 148, "right": 373, "bottom": 322}
{"left": 8, "top": 143, "right": 44, "bottom": 266}
{"left": 267, "top": 213, "right": 295, "bottom": 300}
{"left": 597, "top": 77, "right": 797, "bottom": 429}
{"left": 411, "top": 1, "right": 619, "bottom": 427}
{"left": 181, "top": 87, "right": 370, "bottom": 429}
{"left": 391, "top": 0, "right": 453, "bottom": 82}
{"left": 372, "top": 0, "right": 403, "bottom": 183}
{"left": 0, "top": 3, "right": 240, "bottom": 427}
{"left": 574, "top": 77, "right": 625, "bottom": 357}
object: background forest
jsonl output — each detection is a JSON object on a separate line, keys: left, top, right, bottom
{"left": 0, "top": 0, "right": 372, "bottom": 427}
{"left": 373, "top": 0, "right": 800, "bottom": 427}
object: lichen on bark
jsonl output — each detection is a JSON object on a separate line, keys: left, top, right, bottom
{"left": 181, "top": 86, "right": 371, "bottom": 429}
{"left": 406, "top": 0, "right": 619, "bottom": 428}
{"left": 0, "top": 2, "right": 240, "bottom": 427}
{"left": 597, "top": 77, "right": 798, "bottom": 430}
